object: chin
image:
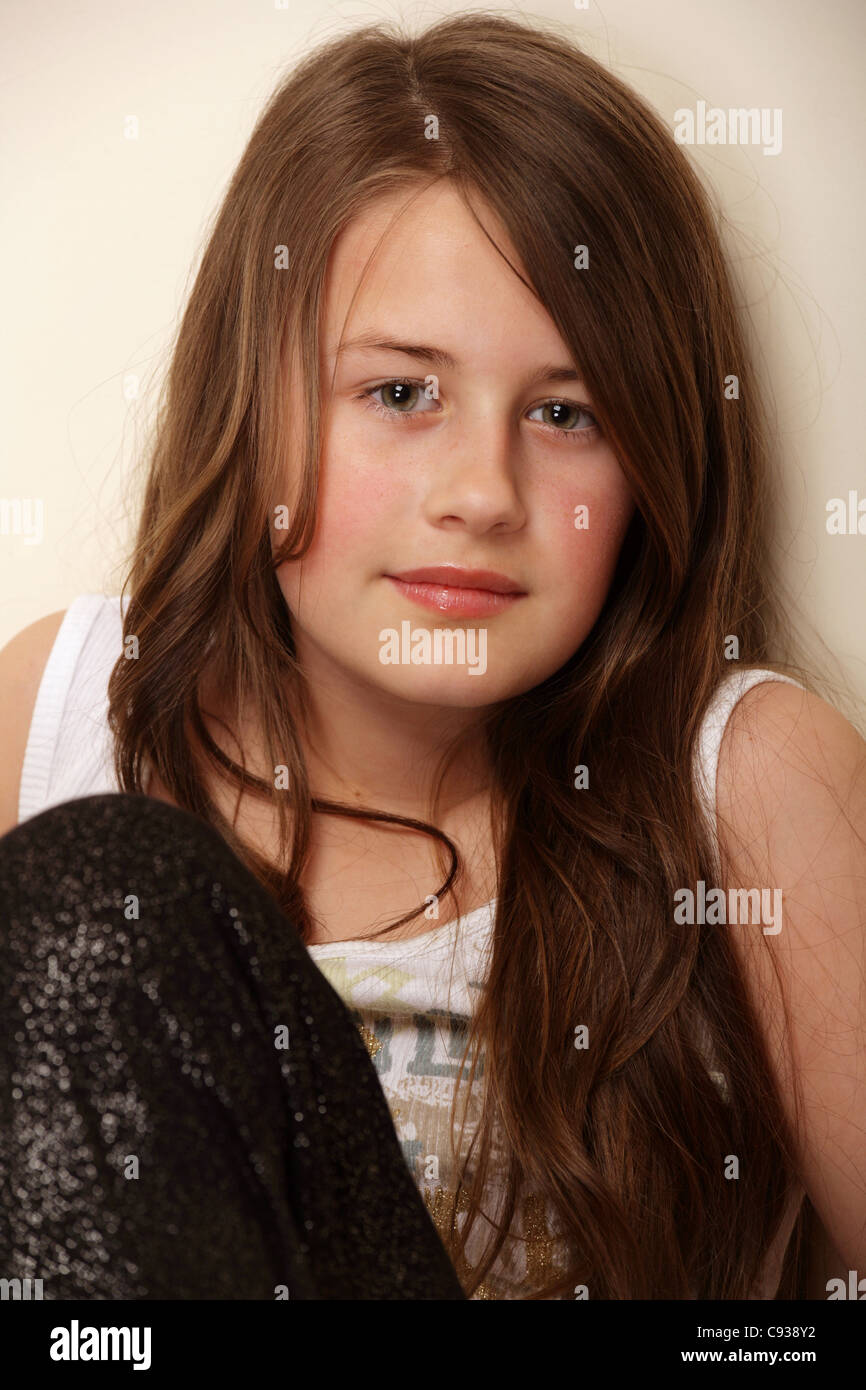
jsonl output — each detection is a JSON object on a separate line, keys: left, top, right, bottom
{"left": 373, "top": 668, "right": 509, "bottom": 708}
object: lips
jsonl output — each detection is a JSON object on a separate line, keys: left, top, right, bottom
{"left": 384, "top": 565, "right": 527, "bottom": 618}
{"left": 386, "top": 565, "right": 525, "bottom": 595}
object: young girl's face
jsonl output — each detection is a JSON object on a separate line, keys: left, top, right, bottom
{"left": 274, "top": 180, "right": 636, "bottom": 709}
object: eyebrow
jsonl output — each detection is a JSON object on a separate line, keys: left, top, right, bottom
{"left": 334, "top": 332, "right": 584, "bottom": 386}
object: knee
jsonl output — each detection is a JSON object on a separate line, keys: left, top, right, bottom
{"left": 4, "top": 790, "right": 223, "bottom": 860}
{"left": 1, "top": 791, "right": 239, "bottom": 893}
{"left": 0, "top": 792, "right": 255, "bottom": 967}
{"left": 0, "top": 791, "right": 275, "bottom": 1047}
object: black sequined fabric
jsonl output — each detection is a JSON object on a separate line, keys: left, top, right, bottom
{"left": 0, "top": 793, "right": 466, "bottom": 1299}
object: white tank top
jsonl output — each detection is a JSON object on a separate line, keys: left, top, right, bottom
{"left": 17, "top": 592, "right": 807, "bottom": 1298}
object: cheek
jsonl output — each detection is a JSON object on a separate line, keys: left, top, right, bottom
{"left": 321, "top": 419, "right": 401, "bottom": 524}
{"left": 273, "top": 436, "right": 402, "bottom": 606}
{"left": 537, "top": 472, "right": 635, "bottom": 623}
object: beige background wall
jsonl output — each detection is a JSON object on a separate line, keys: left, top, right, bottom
{"left": 2, "top": 0, "right": 864, "bottom": 709}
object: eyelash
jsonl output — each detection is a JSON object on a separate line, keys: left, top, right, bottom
{"left": 353, "top": 377, "right": 601, "bottom": 444}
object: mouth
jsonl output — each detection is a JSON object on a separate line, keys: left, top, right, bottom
{"left": 384, "top": 565, "right": 527, "bottom": 618}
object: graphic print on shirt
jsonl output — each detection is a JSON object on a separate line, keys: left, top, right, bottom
{"left": 311, "top": 951, "right": 568, "bottom": 1299}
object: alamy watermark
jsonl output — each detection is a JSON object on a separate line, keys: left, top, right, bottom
{"left": 826, "top": 491, "right": 866, "bottom": 534}
{"left": 1, "top": 1276, "right": 43, "bottom": 1299}
{"left": 674, "top": 880, "right": 782, "bottom": 935}
{"left": 49, "top": 1320, "right": 151, "bottom": 1370}
{"left": 827, "top": 1270, "right": 866, "bottom": 1299}
{"left": 0, "top": 497, "right": 43, "bottom": 545}
{"left": 379, "top": 621, "right": 487, "bottom": 675}
{"left": 673, "top": 101, "right": 782, "bottom": 157}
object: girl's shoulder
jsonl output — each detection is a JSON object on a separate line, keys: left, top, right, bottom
{"left": 694, "top": 666, "right": 807, "bottom": 863}
{"left": 714, "top": 670, "right": 863, "bottom": 831}
{"left": 12, "top": 594, "right": 127, "bottom": 827}
{"left": 0, "top": 607, "right": 69, "bottom": 835}
{"left": 702, "top": 664, "right": 805, "bottom": 739}
{"left": 712, "top": 664, "right": 864, "bottom": 908}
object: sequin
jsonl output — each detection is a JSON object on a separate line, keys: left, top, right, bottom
{"left": 523, "top": 1192, "right": 561, "bottom": 1288}
{"left": 422, "top": 1185, "right": 495, "bottom": 1299}
{"left": 0, "top": 793, "right": 467, "bottom": 1300}
{"left": 357, "top": 1023, "right": 382, "bottom": 1059}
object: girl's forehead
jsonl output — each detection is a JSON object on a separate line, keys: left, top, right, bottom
{"left": 324, "top": 182, "right": 516, "bottom": 302}
{"left": 320, "top": 187, "right": 570, "bottom": 372}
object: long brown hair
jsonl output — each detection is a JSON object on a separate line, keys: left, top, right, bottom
{"left": 108, "top": 12, "right": 831, "bottom": 1297}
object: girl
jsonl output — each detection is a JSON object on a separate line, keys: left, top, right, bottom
{"left": 2, "top": 12, "right": 864, "bottom": 1300}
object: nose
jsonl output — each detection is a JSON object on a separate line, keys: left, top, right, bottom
{"left": 421, "top": 413, "right": 527, "bottom": 535}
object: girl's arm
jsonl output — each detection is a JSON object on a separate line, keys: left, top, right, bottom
{"left": 716, "top": 679, "right": 866, "bottom": 1275}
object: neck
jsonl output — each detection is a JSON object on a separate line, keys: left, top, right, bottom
{"left": 293, "top": 635, "right": 492, "bottom": 819}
